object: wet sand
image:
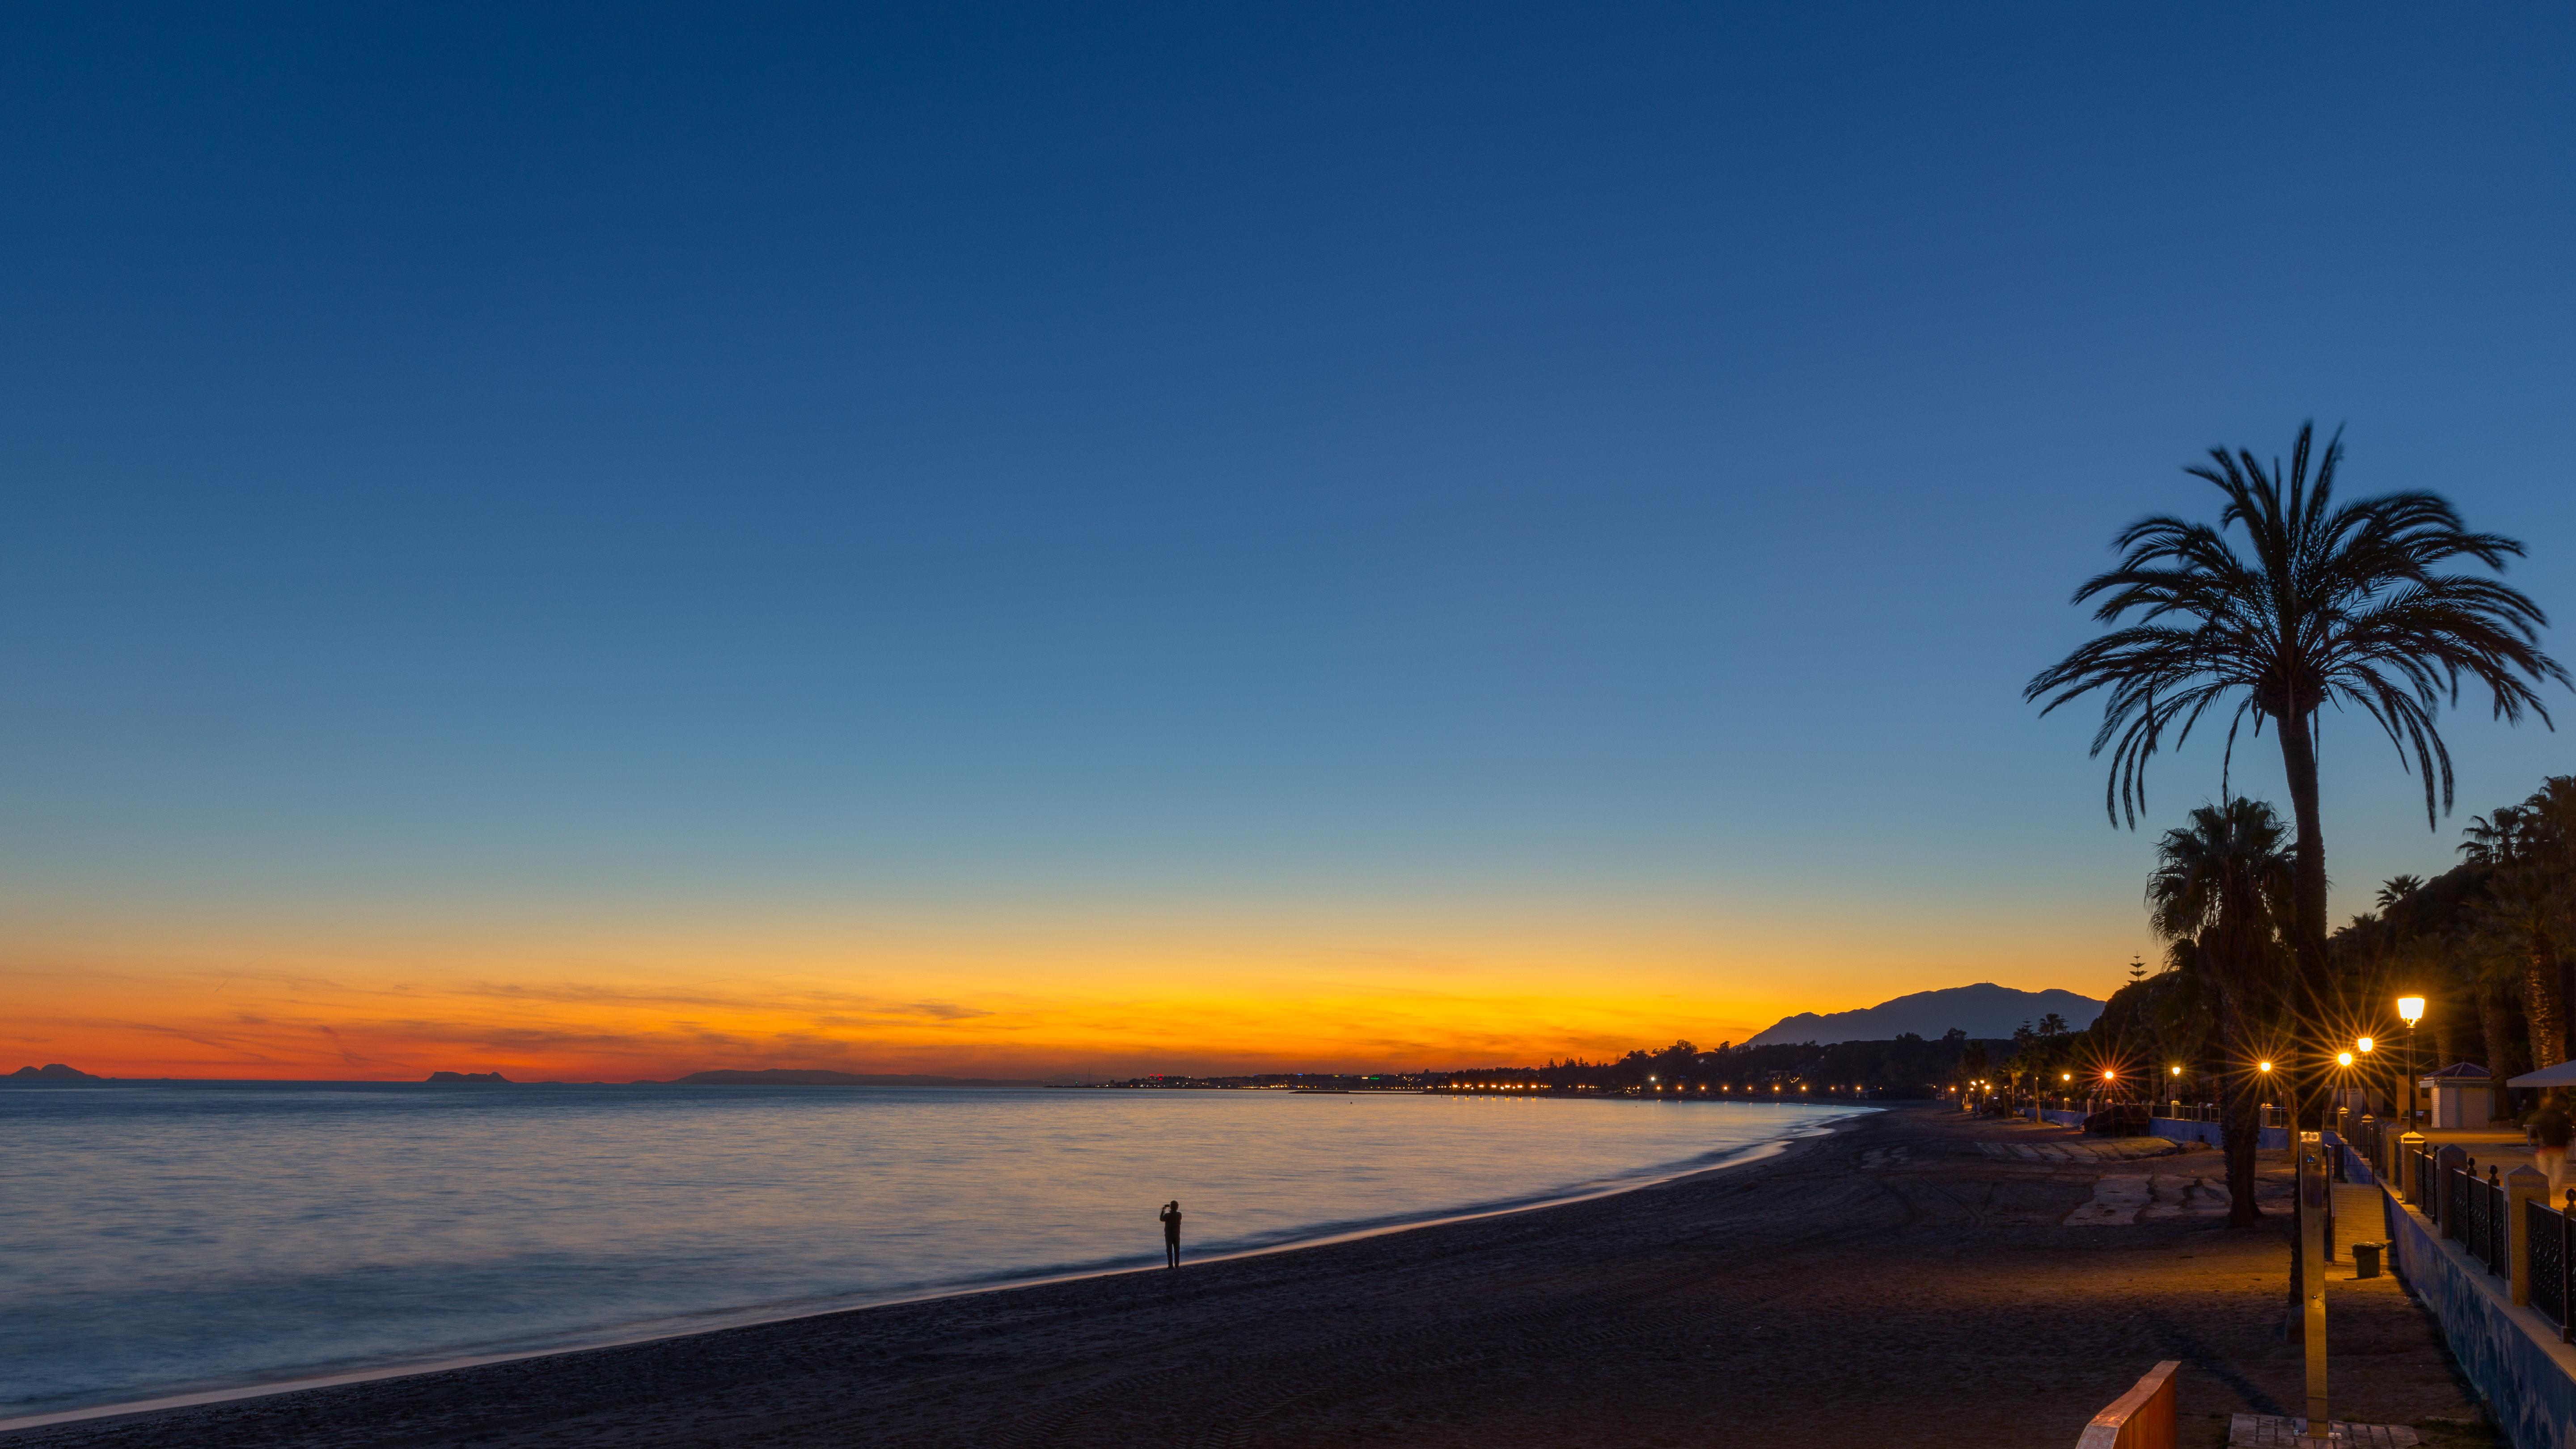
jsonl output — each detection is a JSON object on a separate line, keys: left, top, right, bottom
{"left": 4, "top": 1105, "right": 2492, "bottom": 1448}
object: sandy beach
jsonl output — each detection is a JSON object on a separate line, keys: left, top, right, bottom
{"left": 4, "top": 1106, "right": 2489, "bottom": 1448}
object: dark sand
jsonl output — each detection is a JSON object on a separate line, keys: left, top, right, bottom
{"left": 6, "top": 1105, "right": 2492, "bottom": 1449}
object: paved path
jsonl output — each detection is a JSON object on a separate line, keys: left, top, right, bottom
{"left": 3, "top": 1106, "right": 2491, "bottom": 1449}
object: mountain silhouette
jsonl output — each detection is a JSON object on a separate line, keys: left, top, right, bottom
{"left": 1743, "top": 983, "right": 2103, "bottom": 1046}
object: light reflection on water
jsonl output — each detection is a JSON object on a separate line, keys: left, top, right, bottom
{"left": 0, "top": 1084, "right": 1858, "bottom": 1415}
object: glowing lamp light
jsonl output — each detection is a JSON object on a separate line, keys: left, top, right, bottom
{"left": 2357, "top": 1037, "right": 2374, "bottom": 1054}
{"left": 2259, "top": 1061, "right": 2274, "bottom": 1073}
{"left": 2170, "top": 1065, "right": 2182, "bottom": 1077}
{"left": 2398, "top": 997, "right": 2426, "bottom": 1027}
{"left": 2061, "top": 1072, "right": 2072, "bottom": 1082}
{"left": 2337, "top": 1052, "right": 2354, "bottom": 1068}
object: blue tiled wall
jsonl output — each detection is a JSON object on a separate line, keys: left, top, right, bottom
{"left": 2385, "top": 1184, "right": 2576, "bottom": 1449}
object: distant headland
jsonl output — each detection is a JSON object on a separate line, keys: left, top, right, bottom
{"left": 1742, "top": 983, "right": 2103, "bottom": 1047}
{"left": 8, "top": 1063, "right": 100, "bottom": 1080}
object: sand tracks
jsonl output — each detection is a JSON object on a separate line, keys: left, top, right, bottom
{"left": 2063, "top": 1173, "right": 2231, "bottom": 1225}
{"left": 1974, "top": 1137, "right": 2182, "bottom": 1164}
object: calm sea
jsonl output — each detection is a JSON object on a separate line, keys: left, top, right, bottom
{"left": 0, "top": 1083, "right": 1858, "bottom": 1419}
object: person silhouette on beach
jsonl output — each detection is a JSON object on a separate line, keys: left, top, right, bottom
{"left": 1159, "top": 1200, "right": 1182, "bottom": 1268}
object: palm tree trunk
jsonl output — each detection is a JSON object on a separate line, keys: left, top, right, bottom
{"left": 2483, "top": 981, "right": 2525, "bottom": 1110}
{"left": 2257, "top": 705, "right": 2330, "bottom": 1337}
{"left": 2216, "top": 993, "right": 2263, "bottom": 1227}
{"left": 2527, "top": 938, "right": 2567, "bottom": 1071}
{"left": 2276, "top": 713, "right": 2332, "bottom": 1124}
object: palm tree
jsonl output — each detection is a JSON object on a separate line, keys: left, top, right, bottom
{"left": 2462, "top": 782, "right": 2576, "bottom": 1072}
{"left": 2029, "top": 422, "right": 2564, "bottom": 1116}
{"left": 2466, "top": 874, "right": 2563, "bottom": 1072}
{"left": 2146, "top": 798, "right": 2295, "bottom": 1225}
{"left": 2376, "top": 875, "right": 2424, "bottom": 912}
{"left": 2460, "top": 805, "right": 2533, "bottom": 867}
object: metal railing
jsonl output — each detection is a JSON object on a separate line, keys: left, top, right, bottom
{"left": 2531, "top": 1193, "right": 2573, "bottom": 1339}
{"left": 2443, "top": 1159, "right": 2509, "bottom": 1278}
{"left": 2149, "top": 1101, "right": 2288, "bottom": 1129}
{"left": 2483, "top": 1167, "right": 2510, "bottom": 1278}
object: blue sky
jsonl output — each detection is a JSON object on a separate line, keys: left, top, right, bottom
{"left": 4, "top": 4, "right": 2574, "bottom": 1063}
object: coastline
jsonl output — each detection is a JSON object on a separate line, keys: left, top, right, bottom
{"left": 0, "top": 1107, "right": 2487, "bottom": 1449}
{"left": 0, "top": 1113, "right": 1859, "bottom": 1436}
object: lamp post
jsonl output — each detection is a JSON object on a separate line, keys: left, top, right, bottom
{"left": 2335, "top": 1050, "right": 2356, "bottom": 1144}
{"left": 2398, "top": 996, "right": 2426, "bottom": 1128}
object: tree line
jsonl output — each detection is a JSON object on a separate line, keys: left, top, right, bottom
{"left": 2019, "top": 422, "right": 2565, "bottom": 1234}
{"left": 1443, "top": 1034, "right": 2002, "bottom": 1097}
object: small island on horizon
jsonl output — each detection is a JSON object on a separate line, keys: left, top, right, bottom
{"left": 7, "top": 1063, "right": 100, "bottom": 1081}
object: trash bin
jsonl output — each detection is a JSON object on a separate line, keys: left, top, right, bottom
{"left": 2353, "top": 1241, "right": 2384, "bottom": 1279}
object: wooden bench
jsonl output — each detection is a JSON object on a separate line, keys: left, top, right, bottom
{"left": 2076, "top": 1360, "right": 2178, "bottom": 1449}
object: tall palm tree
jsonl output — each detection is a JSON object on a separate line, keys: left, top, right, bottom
{"left": 2467, "top": 873, "right": 2564, "bottom": 1072}
{"left": 2376, "top": 875, "right": 2424, "bottom": 912}
{"left": 2146, "top": 798, "right": 2295, "bottom": 1225}
{"left": 2029, "top": 422, "right": 2564, "bottom": 1115}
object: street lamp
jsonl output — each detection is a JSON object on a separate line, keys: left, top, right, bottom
{"left": 2398, "top": 996, "right": 2427, "bottom": 1127}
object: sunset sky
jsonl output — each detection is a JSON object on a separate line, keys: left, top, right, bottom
{"left": 5, "top": 5, "right": 2575, "bottom": 1080}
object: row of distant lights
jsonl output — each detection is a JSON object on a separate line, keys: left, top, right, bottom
{"left": 1441, "top": 1080, "right": 1850, "bottom": 1094}
{"left": 1967, "top": 997, "right": 2431, "bottom": 1090}
{"left": 1964, "top": 1030, "right": 2400, "bottom": 1093}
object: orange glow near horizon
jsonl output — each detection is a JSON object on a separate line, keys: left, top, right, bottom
{"left": 3, "top": 905, "right": 2140, "bottom": 1081}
